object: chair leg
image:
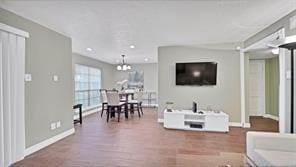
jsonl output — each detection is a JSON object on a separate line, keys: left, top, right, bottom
{"left": 125, "top": 104, "right": 128, "bottom": 119}
{"left": 118, "top": 106, "right": 121, "bottom": 122}
{"left": 101, "top": 103, "right": 104, "bottom": 117}
{"left": 140, "top": 102, "right": 143, "bottom": 115}
{"left": 137, "top": 104, "right": 141, "bottom": 118}
{"left": 107, "top": 106, "right": 110, "bottom": 122}
{"left": 130, "top": 104, "right": 134, "bottom": 114}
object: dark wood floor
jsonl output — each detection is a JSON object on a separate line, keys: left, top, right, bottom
{"left": 13, "top": 108, "right": 278, "bottom": 167}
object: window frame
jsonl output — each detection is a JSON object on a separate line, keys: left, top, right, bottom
{"left": 74, "top": 64, "right": 102, "bottom": 111}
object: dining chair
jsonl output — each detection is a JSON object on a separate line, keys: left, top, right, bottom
{"left": 99, "top": 89, "right": 108, "bottom": 117}
{"left": 128, "top": 91, "right": 143, "bottom": 117}
{"left": 106, "top": 91, "right": 127, "bottom": 122}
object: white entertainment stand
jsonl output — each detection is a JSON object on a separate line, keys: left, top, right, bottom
{"left": 164, "top": 109, "right": 229, "bottom": 132}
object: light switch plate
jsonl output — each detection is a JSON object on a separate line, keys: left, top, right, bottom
{"left": 51, "top": 122, "right": 56, "bottom": 130}
{"left": 53, "top": 75, "right": 59, "bottom": 82}
{"left": 25, "top": 74, "right": 32, "bottom": 82}
{"left": 56, "top": 121, "right": 61, "bottom": 128}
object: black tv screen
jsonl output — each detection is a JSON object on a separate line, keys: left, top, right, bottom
{"left": 176, "top": 62, "right": 217, "bottom": 86}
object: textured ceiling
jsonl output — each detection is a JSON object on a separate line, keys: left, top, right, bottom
{"left": 1, "top": 0, "right": 296, "bottom": 64}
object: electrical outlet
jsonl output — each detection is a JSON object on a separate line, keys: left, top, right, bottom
{"left": 56, "top": 121, "right": 61, "bottom": 128}
{"left": 51, "top": 122, "right": 56, "bottom": 130}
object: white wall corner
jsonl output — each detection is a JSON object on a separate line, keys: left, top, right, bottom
{"left": 24, "top": 128, "right": 75, "bottom": 157}
{"left": 158, "top": 118, "right": 164, "bottom": 123}
{"left": 263, "top": 114, "right": 279, "bottom": 121}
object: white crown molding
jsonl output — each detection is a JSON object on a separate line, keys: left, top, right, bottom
{"left": 25, "top": 128, "right": 75, "bottom": 156}
{"left": 0, "top": 23, "right": 29, "bottom": 38}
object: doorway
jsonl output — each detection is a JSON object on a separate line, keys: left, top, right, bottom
{"left": 241, "top": 28, "right": 285, "bottom": 132}
{"left": 246, "top": 49, "right": 280, "bottom": 131}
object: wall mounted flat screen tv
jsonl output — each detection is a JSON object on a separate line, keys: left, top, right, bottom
{"left": 176, "top": 62, "right": 217, "bottom": 86}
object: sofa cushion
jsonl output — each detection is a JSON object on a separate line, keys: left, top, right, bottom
{"left": 254, "top": 149, "right": 296, "bottom": 166}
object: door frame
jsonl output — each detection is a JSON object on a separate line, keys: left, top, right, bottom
{"left": 240, "top": 28, "right": 285, "bottom": 132}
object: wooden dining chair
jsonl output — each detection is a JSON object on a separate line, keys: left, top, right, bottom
{"left": 106, "top": 91, "right": 127, "bottom": 122}
{"left": 99, "top": 89, "right": 108, "bottom": 117}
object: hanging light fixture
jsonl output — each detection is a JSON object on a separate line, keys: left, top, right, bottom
{"left": 116, "top": 55, "right": 131, "bottom": 71}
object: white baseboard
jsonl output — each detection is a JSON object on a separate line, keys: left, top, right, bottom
{"left": 263, "top": 114, "right": 279, "bottom": 121}
{"left": 73, "top": 107, "right": 100, "bottom": 120}
{"left": 142, "top": 104, "right": 158, "bottom": 107}
{"left": 243, "top": 123, "right": 251, "bottom": 128}
{"left": 25, "top": 128, "right": 75, "bottom": 156}
{"left": 158, "top": 118, "right": 164, "bottom": 123}
{"left": 229, "top": 122, "right": 243, "bottom": 127}
{"left": 229, "top": 122, "right": 251, "bottom": 128}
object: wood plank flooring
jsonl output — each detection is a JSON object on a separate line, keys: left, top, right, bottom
{"left": 13, "top": 108, "right": 278, "bottom": 167}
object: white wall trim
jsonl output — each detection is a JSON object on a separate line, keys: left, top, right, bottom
{"left": 240, "top": 50, "right": 246, "bottom": 127}
{"left": 24, "top": 128, "right": 75, "bottom": 156}
{"left": 243, "top": 123, "right": 251, "bottom": 128}
{"left": 279, "top": 46, "right": 286, "bottom": 133}
{"left": 229, "top": 122, "right": 243, "bottom": 127}
{"left": 0, "top": 23, "right": 29, "bottom": 38}
{"left": 263, "top": 114, "right": 279, "bottom": 121}
{"left": 229, "top": 122, "right": 250, "bottom": 128}
{"left": 142, "top": 104, "right": 159, "bottom": 107}
{"left": 158, "top": 118, "right": 164, "bottom": 123}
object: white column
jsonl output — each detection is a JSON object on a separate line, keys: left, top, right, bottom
{"left": 0, "top": 23, "right": 28, "bottom": 167}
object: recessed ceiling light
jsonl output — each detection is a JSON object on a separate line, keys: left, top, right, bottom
{"left": 236, "top": 46, "right": 241, "bottom": 50}
{"left": 144, "top": 58, "right": 148, "bottom": 61}
{"left": 116, "top": 59, "right": 120, "bottom": 63}
{"left": 130, "top": 45, "right": 135, "bottom": 49}
{"left": 86, "top": 48, "right": 92, "bottom": 51}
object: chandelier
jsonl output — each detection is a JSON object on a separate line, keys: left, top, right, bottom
{"left": 116, "top": 55, "right": 131, "bottom": 71}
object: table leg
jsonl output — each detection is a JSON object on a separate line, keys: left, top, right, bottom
{"left": 125, "top": 103, "right": 128, "bottom": 119}
{"left": 79, "top": 105, "right": 82, "bottom": 124}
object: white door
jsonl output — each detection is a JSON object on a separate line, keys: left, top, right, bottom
{"left": 249, "top": 60, "right": 265, "bottom": 116}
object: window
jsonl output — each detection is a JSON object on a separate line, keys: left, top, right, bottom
{"left": 74, "top": 64, "right": 101, "bottom": 109}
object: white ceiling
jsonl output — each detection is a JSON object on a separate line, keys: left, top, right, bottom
{"left": 1, "top": 0, "right": 296, "bottom": 64}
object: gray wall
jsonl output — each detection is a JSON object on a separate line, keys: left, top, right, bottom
{"left": 73, "top": 53, "right": 115, "bottom": 89}
{"left": 244, "top": 9, "right": 296, "bottom": 133}
{"left": 0, "top": 8, "right": 73, "bottom": 147}
{"left": 158, "top": 46, "right": 241, "bottom": 122}
{"left": 265, "top": 56, "right": 279, "bottom": 117}
{"left": 113, "top": 63, "right": 158, "bottom": 92}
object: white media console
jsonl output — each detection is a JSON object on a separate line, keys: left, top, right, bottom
{"left": 164, "top": 109, "right": 229, "bottom": 132}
